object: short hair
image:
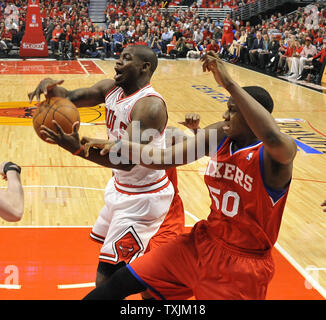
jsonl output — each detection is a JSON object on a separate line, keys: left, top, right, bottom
{"left": 132, "top": 45, "right": 158, "bottom": 75}
{"left": 242, "top": 86, "right": 274, "bottom": 113}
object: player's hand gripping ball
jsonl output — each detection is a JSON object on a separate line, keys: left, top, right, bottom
{"left": 33, "top": 97, "right": 80, "bottom": 143}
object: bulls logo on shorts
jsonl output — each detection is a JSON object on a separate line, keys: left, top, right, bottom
{"left": 115, "top": 231, "right": 141, "bottom": 263}
{"left": 99, "top": 226, "right": 145, "bottom": 264}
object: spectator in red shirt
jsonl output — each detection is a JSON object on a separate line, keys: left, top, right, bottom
{"left": 206, "top": 38, "right": 220, "bottom": 53}
{"left": 135, "top": 36, "right": 148, "bottom": 46}
{"left": 50, "top": 24, "right": 63, "bottom": 56}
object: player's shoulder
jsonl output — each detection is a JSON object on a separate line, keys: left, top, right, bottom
{"left": 134, "top": 95, "right": 166, "bottom": 116}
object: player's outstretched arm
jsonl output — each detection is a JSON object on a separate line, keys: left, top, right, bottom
{"left": 97, "top": 120, "right": 225, "bottom": 170}
{"left": 28, "top": 78, "right": 115, "bottom": 108}
{"left": 0, "top": 162, "right": 24, "bottom": 222}
{"left": 201, "top": 51, "right": 297, "bottom": 166}
{"left": 40, "top": 121, "right": 134, "bottom": 171}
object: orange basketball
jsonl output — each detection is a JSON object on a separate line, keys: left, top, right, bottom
{"left": 33, "top": 97, "right": 80, "bottom": 143}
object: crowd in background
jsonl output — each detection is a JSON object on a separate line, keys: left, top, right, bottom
{"left": 0, "top": 0, "right": 325, "bottom": 85}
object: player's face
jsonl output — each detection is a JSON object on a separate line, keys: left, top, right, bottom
{"left": 222, "top": 98, "right": 252, "bottom": 140}
{"left": 114, "top": 47, "right": 144, "bottom": 86}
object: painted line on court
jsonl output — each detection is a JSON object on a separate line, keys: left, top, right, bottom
{"left": 58, "top": 282, "right": 95, "bottom": 289}
{"left": 0, "top": 284, "right": 21, "bottom": 290}
{"left": 275, "top": 242, "right": 326, "bottom": 299}
{"left": 307, "top": 120, "right": 326, "bottom": 138}
{"left": 92, "top": 60, "right": 107, "bottom": 75}
{"left": 77, "top": 60, "right": 89, "bottom": 75}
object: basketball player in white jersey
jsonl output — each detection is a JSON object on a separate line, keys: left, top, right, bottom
{"left": 28, "top": 45, "right": 178, "bottom": 288}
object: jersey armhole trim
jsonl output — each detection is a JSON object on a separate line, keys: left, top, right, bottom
{"left": 216, "top": 136, "right": 228, "bottom": 153}
{"left": 126, "top": 264, "right": 166, "bottom": 300}
{"left": 259, "top": 146, "right": 289, "bottom": 205}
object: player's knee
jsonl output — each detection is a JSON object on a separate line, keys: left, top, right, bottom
{"left": 96, "top": 261, "right": 127, "bottom": 287}
{"left": 96, "top": 271, "right": 109, "bottom": 287}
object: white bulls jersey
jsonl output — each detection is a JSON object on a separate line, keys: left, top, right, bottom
{"left": 105, "top": 83, "right": 168, "bottom": 188}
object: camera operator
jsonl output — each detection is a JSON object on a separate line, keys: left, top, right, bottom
{"left": 150, "top": 35, "right": 163, "bottom": 57}
{"left": 58, "top": 24, "right": 73, "bottom": 60}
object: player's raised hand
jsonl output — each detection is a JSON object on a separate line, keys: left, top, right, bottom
{"left": 321, "top": 200, "right": 326, "bottom": 212}
{"left": 28, "top": 78, "right": 64, "bottom": 103}
{"left": 178, "top": 113, "right": 200, "bottom": 131}
{"left": 40, "top": 120, "right": 81, "bottom": 154}
{"left": 81, "top": 137, "right": 111, "bottom": 158}
{"left": 200, "top": 51, "right": 233, "bottom": 90}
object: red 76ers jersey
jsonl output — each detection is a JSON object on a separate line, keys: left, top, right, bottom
{"left": 204, "top": 136, "right": 291, "bottom": 252}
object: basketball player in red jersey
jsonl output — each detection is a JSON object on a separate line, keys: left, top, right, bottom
{"left": 221, "top": 13, "right": 237, "bottom": 57}
{"left": 28, "top": 45, "right": 186, "bottom": 294}
{"left": 79, "top": 51, "right": 297, "bottom": 300}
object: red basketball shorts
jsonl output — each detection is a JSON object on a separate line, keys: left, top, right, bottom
{"left": 221, "top": 33, "right": 234, "bottom": 46}
{"left": 128, "top": 221, "right": 275, "bottom": 300}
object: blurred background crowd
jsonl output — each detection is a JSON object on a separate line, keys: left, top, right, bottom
{"left": 0, "top": 0, "right": 325, "bottom": 85}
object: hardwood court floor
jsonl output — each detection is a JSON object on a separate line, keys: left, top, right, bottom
{"left": 0, "top": 58, "right": 325, "bottom": 299}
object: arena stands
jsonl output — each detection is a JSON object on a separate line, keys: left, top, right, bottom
{"left": 0, "top": 0, "right": 325, "bottom": 86}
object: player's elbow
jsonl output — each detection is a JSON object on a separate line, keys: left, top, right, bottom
{"left": 6, "top": 214, "right": 22, "bottom": 222}
{"left": 1, "top": 208, "right": 23, "bottom": 222}
{"left": 10, "top": 204, "right": 24, "bottom": 221}
{"left": 264, "top": 132, "right": 297, "bottom": 164}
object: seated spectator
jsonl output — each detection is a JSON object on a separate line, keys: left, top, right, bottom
{"left": 102, "top": 28, "right": 113, "bottom": 57}
{"left": 0, "top": 27, "right": 13, "bottom": 56}
{"left": 143, "top": 28, "right": 153, "bottom": 47}
{"left": 150, "top": 36, "right": 163, "bottom": 56}
{"left": 193, "top": 25, "right": 203, "bottom": 44}
{"left": 295, "top": 37, "right": 318, "bottom": 80}
{"left": 285, "top": 40, "right": 302, "bottom": 77}
{"left": 110, "top": 26, "right": 124, "bottom": 55}
{"left": 135, "top": 36, "right": 148, "bottom": 46}
{"left": 299, "top": 39, "right": 326, "bottom": 84}
{"left": 58, "top": 24, "right": 74, "bottom": 60}
{"left": 249, "top": 31, "right": 264, "bottom": 66}
{"left": 257, "top": 34, "right": 271, "bottom": 69}
{"left": 80, "top": 25, "right": 93, "bottom": 56}
{"left": 197, "top": 38, "right": 209, "bottom": 55}
{"left": 50, "top": 24, "right": 63, "bottom": 56}
{"left": 85, "top": 34, "right": 106, "bottom": 60}
{"left": 186, "top": 36, "right": 200, "bottom": 58}
{"left": 161, "top": 26, "right": 173, "bottom": 54}
{"left": 276, "top": 39, "right": 291, "bottom": 74}
{"left": 206, "top": 38, "right": 220, "bottom": 53}
{"left": 169, "top": 37, "right": 190, "bottom": 58}
{"left": 228, "top": 30, "right": 241, "bottom": 61}
{"left": 265, "top": 35, "right": 280, "bottom": 71}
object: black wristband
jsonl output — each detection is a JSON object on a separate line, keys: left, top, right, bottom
{"left": 3, "top": 162, "right": 21, "bottom": 175}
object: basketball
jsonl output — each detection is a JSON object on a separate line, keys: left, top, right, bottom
{"left": 33, "top": 97, "right": 80, "bottom": 143}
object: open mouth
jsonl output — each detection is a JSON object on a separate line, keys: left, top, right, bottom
{"left": 222, "top": 122, "right": 230, "bottom": 131}
{"left": 114, "top": 67, "right": 123, "bottom": 81}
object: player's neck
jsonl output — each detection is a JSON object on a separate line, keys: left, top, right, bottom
{"left": 120, "top": 79, "right": 150, "bottom": 97}
{"left": 231, "top": 135, "right": 259, "bottom": 152}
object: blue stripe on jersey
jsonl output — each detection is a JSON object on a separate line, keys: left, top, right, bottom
{"left": 126, "top": 264, "right": 166, "bottom": 300}
{"left": 216, "top": 135, "right": 228, "bottom": 153}
{"left": 259, "top": 146, "right": 288, "bottom": 203}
